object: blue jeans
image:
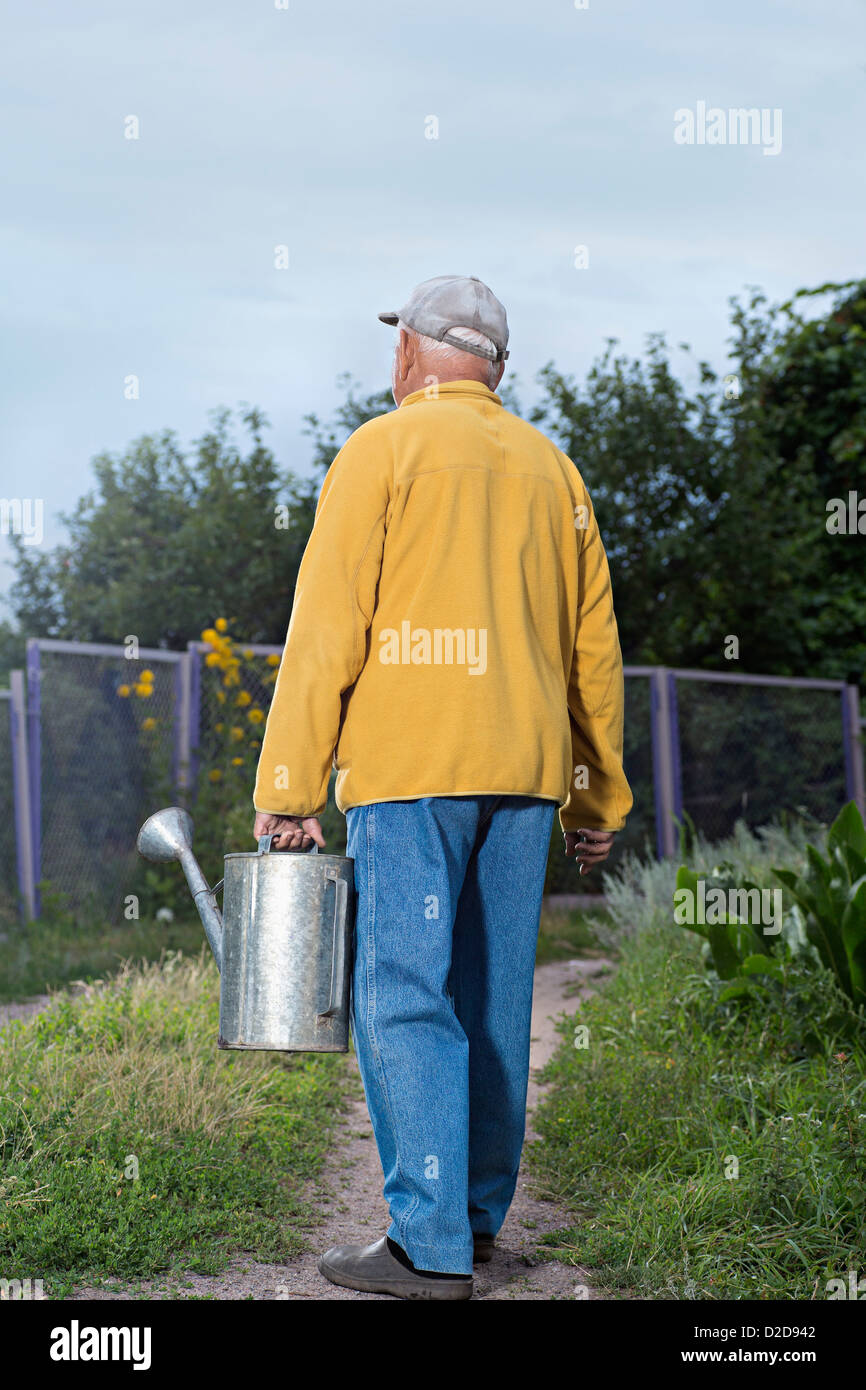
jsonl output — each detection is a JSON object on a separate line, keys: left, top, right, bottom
{"left": 345, "top": 794, "right": 556, "bottom": 1275}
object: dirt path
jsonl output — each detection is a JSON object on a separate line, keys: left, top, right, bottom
{"left": 66, "top": 957, "right": 607, "bottom": 1302}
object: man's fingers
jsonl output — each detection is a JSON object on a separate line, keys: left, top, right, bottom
{"left": 302, "top": 817, "right": 327, "bottom": 849}
{"left": 268, "top": 816, "right": 325, "bottom": 851}
{"left": 564, "top": 828, "right": 616, "bottom": 874}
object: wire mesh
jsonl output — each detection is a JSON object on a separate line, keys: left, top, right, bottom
{"left": 675, "top": 679, "right": 847, "bottom": 843}
{"left": 35, "top": 648, "right": 180, "bottom": 918}
{"left": 18, "top": 639, "right": 860, "bottom": 919}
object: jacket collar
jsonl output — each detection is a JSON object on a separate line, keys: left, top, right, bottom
{"left": 398, "top": 379, "right": 502, "bottom": 409}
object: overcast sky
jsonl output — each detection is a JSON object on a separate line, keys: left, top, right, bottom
{"left": 2, "top": 0, "right": 864, "bottom": 609}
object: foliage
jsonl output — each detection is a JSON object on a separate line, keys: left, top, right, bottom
{"left": 0, "top": 888, "right": 204, "bottom": 1002}
{"left": 0, "top": 951, "right": 352, "bottom": 1295}
{"left": 528, "top": 823, "right": 866, "bottom": 1299}
{"left": 528, "top": 278, "right": 866, "bottom": 683}
{"left": 731, "top": 281, "right": 866, "bottom": 683}
{"left": 672, "top": 803, "right": 866, "bottom": 1022}
{"left": 773, "top": 801, "right": 866, "bottom": 1008}
{"left": 5, "top": 282, "right": 865, "bottom": 692}
{"left": 529, "top": 923, "right": 866, "bottom": 1299}
{"left": 7, "top": 407, "right": 320, "bottom": 650}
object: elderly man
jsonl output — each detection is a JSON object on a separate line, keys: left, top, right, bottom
{"left": 253, "top": 275, "right": 632, "bottom": 1300}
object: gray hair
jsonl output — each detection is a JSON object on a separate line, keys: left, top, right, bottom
{"left": 396, "top": 319, "right": 501, "bottom": 390}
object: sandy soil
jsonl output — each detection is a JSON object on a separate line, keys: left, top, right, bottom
{"left": 57, "top": 958, "right": 607, "bottom": 1302}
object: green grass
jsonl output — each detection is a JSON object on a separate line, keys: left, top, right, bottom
{"left": 0, "top": 898, "right": 206, "bottom": 1003}
{"left": 0, "top": 897, "right": 605, "bottom": 1003}
{"left": 527, "top": 829, "right": 866, "bottom": 1300}
{"left": 0, "top": 949, "right": 352, "bottom": 1296}
{"left": 536, "top": 907, "right": 609, "bottom": 965}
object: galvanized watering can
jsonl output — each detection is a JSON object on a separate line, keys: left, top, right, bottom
{"left": 136, "top": 807, "right": 354, "bottom": 1052}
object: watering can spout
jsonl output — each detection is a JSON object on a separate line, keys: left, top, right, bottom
{"left": 136, "top": 807, "right": 224, "bottom": 971}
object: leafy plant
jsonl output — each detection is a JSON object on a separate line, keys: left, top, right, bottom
{"left": 773, "top": 800, "right": 866, "bottom": 1008}
{"left": 673, "top": 802, "right": 866, "bottom": 1020}
{"left": 673, "top": 861, "right": 788, "bottom": 1002}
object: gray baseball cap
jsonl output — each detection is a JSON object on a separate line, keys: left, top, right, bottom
{"left": 378, "top": 275, "right": 509, "bottom": 362}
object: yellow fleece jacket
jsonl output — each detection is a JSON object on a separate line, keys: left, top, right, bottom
{"left": 253, "top": 379, "right": 632, "bottom": 833}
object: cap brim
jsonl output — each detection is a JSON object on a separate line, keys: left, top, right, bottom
{"left": 378, "top": 311, "right": 399, "bottom": 326}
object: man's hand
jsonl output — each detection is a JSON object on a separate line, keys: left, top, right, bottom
{"left": 564, "top": 827, "right": 616, "bottom": 876}
{"left": 253, "top": 811, "right": 326, "bottom": 852}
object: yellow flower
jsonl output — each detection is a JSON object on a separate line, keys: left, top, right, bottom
{"left": 266, "top": 654, "right": 280, "bottom": 667}
{"left": 215, "top": 618, "right": 228, "bottom": 632}
{"left": 243, "top": 648, "right": 254, "bottom": 660}
{"left": 141, "top": 717, "right": 156, "bottom": 731}
{"left": 205, "top": 652, "right": 221, "bottom": 667}
{"left": 139, "top": 669, "right": 154, "bottom": 682}
{"left": 250, "top": 740, "right": 260, "bottom": 750}
{"left": 214, "top": 722, "right": 224, "bottom": 733}
{"left": 235, "top": 691, "right": 252, "bottom": 707}
{"left": 134, "top": 683, "right": 153, "bottom": 698}
{"left": 201, "top": 628, "right": 219, "bottom": 645}
{"left": 209, "top": 769, "right": 222, "bottom": 782}
{"left": 247, "top": 708, "right": 264, "bottom": 725}
{"left": 231, "top": 756, "right": 244, "bottom": 766}
{"left": 216, "top": 691, "right": 226, "bottom": 705}
{"left": 117, "top": 685, "right": 131, "bottom": 698}
{"left": 223, "top": 672, "right": 240, "bottom": 687}
{"left": 230, "top": 726, "right": 244, "bottom": 742}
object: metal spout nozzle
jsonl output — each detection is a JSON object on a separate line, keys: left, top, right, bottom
{"left": 137, "top": 807, "right": 224, "bottom": 971}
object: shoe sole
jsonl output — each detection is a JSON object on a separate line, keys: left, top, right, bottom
{"left": 317, "top": 1255, "right": 473, "bottom": 1301}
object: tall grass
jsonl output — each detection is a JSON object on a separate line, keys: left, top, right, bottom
{"left": 0, "top": 949, "right": 351, "bottom": 1295}
{"left": 528, "top": 819, "right": 866, "bottom": 1299}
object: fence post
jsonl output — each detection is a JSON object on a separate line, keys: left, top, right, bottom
{"left": 9, "top": 670, "right": 35, "bottom": 920}
{"left": 650, "top": 666, "right": 679, "bottom": 859}
{"left": 668, "top": 670, "right": 683, "bottom": 831}
{"left": 25, "top": 639, "right": 41, "bottom": 916}
{"left": 842, "top": 684, "right": 866, "bottom": 819}
{"left": 173, "top": 652, "right": 193, "bottom": 800}
{"left": 186, "top": 641, "right": 202, "bottom": 792}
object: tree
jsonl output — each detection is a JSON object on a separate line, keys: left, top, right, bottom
{"left": 9, "top": 407, "right": 321, "bottom": 650}
{"left": 729, "top": 280, "right": 866, "bottom": 683}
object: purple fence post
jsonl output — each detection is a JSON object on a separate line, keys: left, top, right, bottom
{"left": 172, "top": 653, "right": 193, "bottom": 800}
{"left": 25, "top": 639, "right": 42, "bottom": 916}
{"left": 668, "top": 671, "right": 683, "bottom": 831}
{"left": 842, "top": 685, "right": 866, "bottom": 818}
{"left": 650, "top": 667, "right": 678, "bottom": 860}
{"left": 187, "top": 642, "right": 202, "bottom": 793}
{"left": 9, "top": 671, "right": 35, "bottom": 919}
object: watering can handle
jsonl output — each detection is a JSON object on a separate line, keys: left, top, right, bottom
{"left": 257, "top": 834, "right": 318, "bottom": 855}
{"left": 319, "top": 875, "right": 348, "bottom": 1020}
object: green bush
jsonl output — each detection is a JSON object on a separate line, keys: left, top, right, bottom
{"left": 529, "top": 817, "right": 866, "bottom": 1299}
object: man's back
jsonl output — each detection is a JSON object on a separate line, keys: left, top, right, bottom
{"left": 255, "top": 378, "right": 632, "bottom": 835}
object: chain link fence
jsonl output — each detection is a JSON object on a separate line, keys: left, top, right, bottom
{"left": 675, "top": 676, "right": 848, "bottom": 843}
{"left": 8, "top": 640, "right": 864, "bottom": 919}
{"left": 25, "top": 641, "right": 187, "bottom": 920}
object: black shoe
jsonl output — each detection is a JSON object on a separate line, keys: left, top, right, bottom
{"left": 473, "top": 1235, "right": 495, "bottom": 1264}
{"left": 318, "top": 1235, "right": 474, "bottom": 1301}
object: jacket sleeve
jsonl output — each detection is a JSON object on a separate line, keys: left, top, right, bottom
{"left": 253, "top": 426, "right": 390, "bottom": 818}
{"left": 558, "top": 484, "right": 633, "bottom": 834}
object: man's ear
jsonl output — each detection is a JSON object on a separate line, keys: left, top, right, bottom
{"left": 398, "top": 328, "right": 415, "bottom": 381}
